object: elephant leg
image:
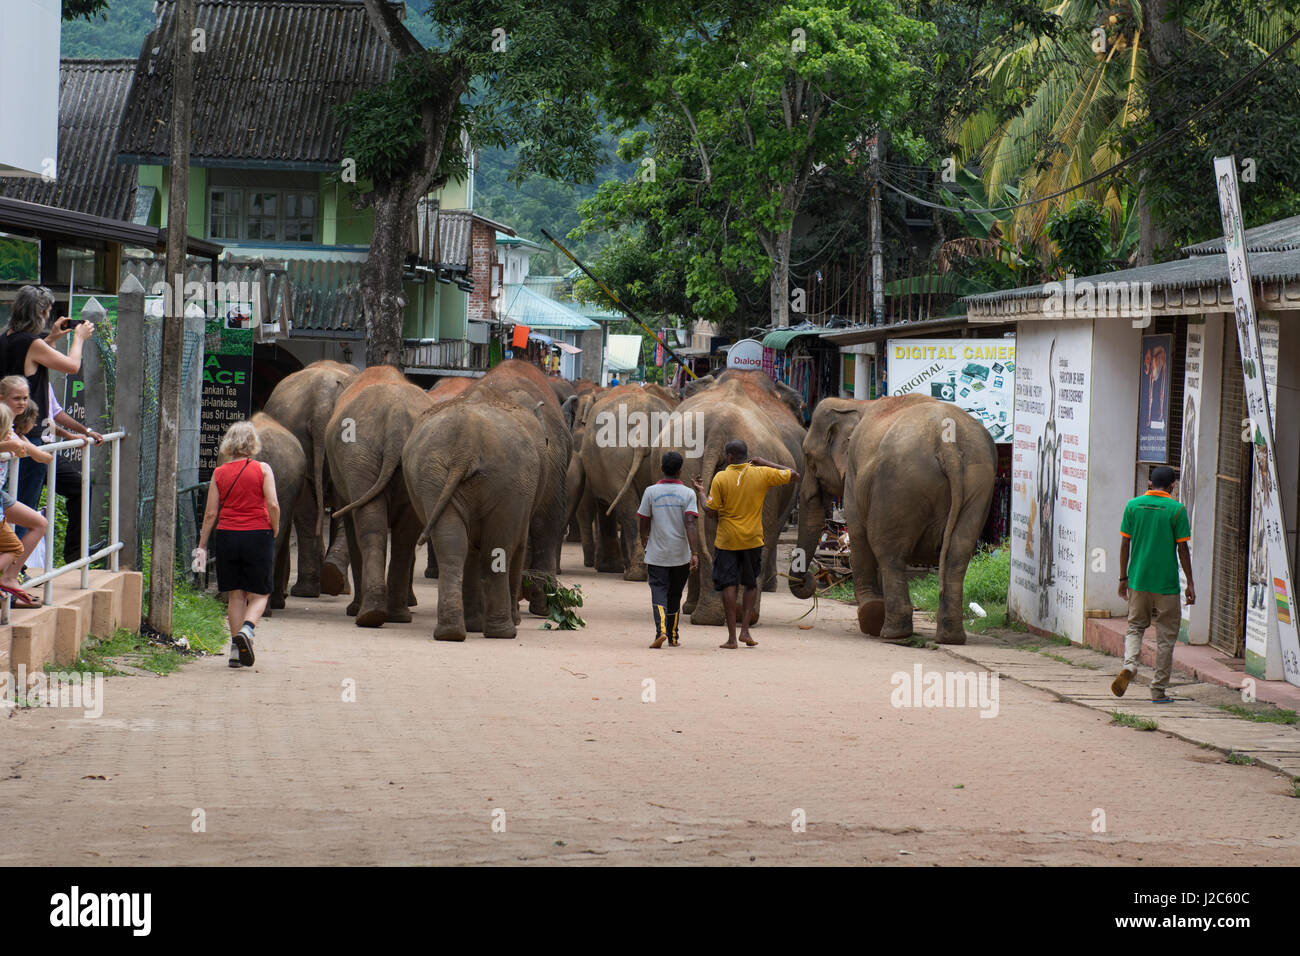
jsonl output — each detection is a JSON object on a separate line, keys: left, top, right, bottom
{"left": 321, "top": 514, "right": 350, "bottom": 596}
{"left": 509, "top": 542, "right": 524, "bottom": 626}
{"left": 464, "top": 545, "right": 485, "bottom": 633}
{"left": 424, "top": 541, "right": 438, "bottom": 579}
{"left": 617, "top": 499, "right": 647, "bottom": 582}
{"left": 290, "top": 484, "right": 323, "bottom": 597}
{"left": 935, "top": 496, "right": 989, "bottom": 645}
{"left": 879, "top": 554, "right": 915, "bottom": 640}
{"left": 579, "top": 491, "right": 597, "bottom": 568}
{"left": 690, "top": 543, "right": 725, "bottom": 626}
{"left": 385, "top": 504, "right": 418, "bottom": 623}
{"left": 682, "top": 557, "right": 700, "bottom": 615}
{"left": 850, "top": 531, "right": 884, "bottom": 636}
{"left": 482, "top": 542, "right": 518, "bottom": 639}
{"left": 343, "top": 513, "right": 363, "bottom": 617}
{"left": 594, "top": 505, "right": 623, "bottom": 574}
{"left": 567, "top": 516, "right": 581, "bottom": 544}
{"left": 432, "top": 517, "right": 469, "bottom": 641}
{"left": 269, "top": 512, "right": 292, "bottom": 611}
{"left": 353, "top": 499, "right": 390, "bottom": 628}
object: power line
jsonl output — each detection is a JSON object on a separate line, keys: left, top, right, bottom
{"left": 883, "top": 25, "right": 1300, "bottom": 216}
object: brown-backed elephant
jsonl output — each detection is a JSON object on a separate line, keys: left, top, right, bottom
{"left": 263, "top": 360, "right": 358, "bottom": 596}
{"left": 421, "top": 376, "right": 477, "bottom": 578}
{"left": 404, "top": 395, "right": 542, "bottom": 640}
{"left": 326, "top": 366, "right": 433, "bottom": 627}
{"left": 466, "top": 360, "right": 571, "bottom": 616}
{"left": 575, "top": 384, "right": 676, "bottom": 580}
{"left": 796, "top": 394, "right": 996, "bottom": 645}
{"left": 662, "top": 377, "right": 798, "bottom": 626}
{"left": 561, "top": 390, "right": 600, "bottom": 564}
{"left": 549, "top": 377, "right": 577, "bottom": 407}
{"left": 250, "top": 412, "right": 306, "bottom": 613}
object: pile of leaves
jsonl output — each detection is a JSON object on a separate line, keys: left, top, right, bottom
{"left": 529, "top": 574, "right": 586, "bottom": 630}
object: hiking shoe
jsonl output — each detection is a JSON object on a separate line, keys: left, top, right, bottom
{"left": 232, "top": 625, "right": 255, "bottom": 667}
{"left": 1110, "top": 669, "right": 1132, "bottom": 697}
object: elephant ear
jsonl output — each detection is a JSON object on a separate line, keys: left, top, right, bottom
{"left": 827, "top": 406, "right": 860, "bottom": 481}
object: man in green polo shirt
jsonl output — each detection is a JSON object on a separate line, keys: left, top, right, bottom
{"left": 1111, "top": 465, "right": 1195, "bottom": 702}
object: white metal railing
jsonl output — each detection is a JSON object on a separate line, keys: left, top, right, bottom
{"left": 0, "top": 430, "right": 125, "bottom": 624}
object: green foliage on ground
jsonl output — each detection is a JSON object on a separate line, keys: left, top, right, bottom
{"left": 1218, "top": 704, "right": 1299, "bottom": 725}
{"left": 1225, "top": 751, "right": 1258, "bottom": 766}
{"left": 1111, "top": 711, "right": 1158, "bottom": 731}
{"left": 531, "top": 575, "right": 586, "bottom": 630}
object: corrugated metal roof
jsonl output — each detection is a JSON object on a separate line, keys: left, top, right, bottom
{"left": 1181, "top": 214, "right": 1300, "bottom": 256}
{"left": 500, "top": 284, "right": 599, "bottom": 330}
{"left": 436, "top": 211, "right": 472, "bottom": 271}
{"left": 117, "top": 0, "right": 400, "bottom": 169}
{"left": 761, "top": 325, "right": 829, "bottom": 350}
{"left": 0, "top": 60, "right": 138, "bottom": 221}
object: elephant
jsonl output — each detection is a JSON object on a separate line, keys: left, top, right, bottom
{"left": 263, "top": 360, "right": 358, "bottom": 597}
{"left": 250, "top": 412, "right": 306, "bottom": 613}
{"left": 403, "top": 395, "right": 542, "bottom": 640}
{"left": 465, "top": 360, "right": 571, "bottom": 616}
{"left": 561, "top": 390, "right": 600, "bottom": 564}
{"left": 791, "top": 394, "right": 996, "bottom": 645}
{"left": 421, "top": 376, "right": 477, "bottom": 578}
{"left": 683, "top": 370, "right": 805, "bottom": 590}
{"left": 659, "top": 376, "right": 798, "bottom": 626}
{"left": 572, "top": 384, "right": 676, "bottom": 580}
{"left": 549, "top": 377, "right": 577, "bottom": 407}
{"left": 326, "top": 366, "right": 434, "bottom": 627}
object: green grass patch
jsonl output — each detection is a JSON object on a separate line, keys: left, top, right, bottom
{"left": 67, "top": 627, "right": 185, "bottom": 675}
{"left": 1217, "top": 704, "right": 1300, "bottom": 725}
{"left": 1040, "top": 651, "right": 1100, "bottom": 670}
{"left": 826, "top": 580, "right": 853, "bottom": 603}
{"left": 1225, "top": 751, "right": 1257, "bottom": 766}
{"left": 1111, "top": 711, "right": 1158, "bottom": 731}
{"left": 170, "top": 576, "right": 230, "bottom": 655}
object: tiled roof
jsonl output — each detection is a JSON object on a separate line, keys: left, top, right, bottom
{"left": 500, "top": 284, "right": 600, "bottom": 331}
{"left": 116, "top": 0, "right": 400, "bottom": 169}
{"left": 0, "top": 60, "right": 138, "bottom": 221}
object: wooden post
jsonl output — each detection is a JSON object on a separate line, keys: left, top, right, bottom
{"left": 147, "top": 0, "right": 196, "bottom": 634}
{"left": 116, "top": 274, "right": 145, "bottom": 569}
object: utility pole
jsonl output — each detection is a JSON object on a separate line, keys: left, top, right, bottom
{"left": 869, "top": 134, "right": 884, "bottom": 327}
{"left": 147, "top": 0, "right": 195, "bottom": 635}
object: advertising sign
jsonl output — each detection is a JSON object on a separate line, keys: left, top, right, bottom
{"left": 1007, "top": 323, "right": 1092, "bottom": 642}
{"left": 199, "top": 318, "right": 253, "bottom": 483}
{"left": 1178, "top": 319, "right": 1205, "bottom": 641}
{"left": 886, "top": 338, "right": 1016, "bottom": 443}
{"left": 1215, "top": 154, "right": 1300, "bottom": 685}
{"left": 726, "top": 338, "right": 764, "bottom": 371}
{"left": 1136, "top": 333, "right": 1173, "bottom": 463}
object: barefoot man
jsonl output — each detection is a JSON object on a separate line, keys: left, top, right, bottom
{"left": 693, "top": 440, "right": 798, "bottom": 649}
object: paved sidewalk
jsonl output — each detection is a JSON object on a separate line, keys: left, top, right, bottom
{"left": 921, "top": 620, "right": 1300, "bottom": 780}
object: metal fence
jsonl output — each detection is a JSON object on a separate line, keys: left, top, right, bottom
{"left": 0, "top": 431, "right": 125, "bottom": 625}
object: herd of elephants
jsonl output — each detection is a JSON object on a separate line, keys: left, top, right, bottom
{"left": 251, "top": 359, "right": 997, "bottom": 645}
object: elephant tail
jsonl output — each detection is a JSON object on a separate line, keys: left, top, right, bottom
{"left": 332, "top": 443, "right": 403, "bottom": 520}
{"left": 936, "top": 436, "right": 966, "bottom": 582}
{"left": 313, "top": 438, "right": 327, "bottom": 543}
{"left": 605, "top": 443, "right": 649, "bottom": 517}
{"left": 416, "top": 459, "right": 471, "bottom": 547}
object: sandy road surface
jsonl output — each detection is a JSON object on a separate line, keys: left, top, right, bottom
{"left": 1, "top": 540, "right": 1297, "bottom": 866}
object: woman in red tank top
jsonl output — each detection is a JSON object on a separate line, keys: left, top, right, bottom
{"left": 197, "top": 421, "right": 281, "bottom": 668}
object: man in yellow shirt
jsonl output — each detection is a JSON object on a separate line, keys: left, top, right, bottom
{"left": 692, "top": 440, "right": 798, "bottom": 649}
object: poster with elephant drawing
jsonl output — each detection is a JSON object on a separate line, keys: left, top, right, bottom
{"left": 1137, "top": 334, "right": 1172, "bottom": 463}
{"left": 1007, "top": 322, "right": 1093, "bottom": 642}
{"left": 1244, "top": 317, "right": 1282, "bottom": 677}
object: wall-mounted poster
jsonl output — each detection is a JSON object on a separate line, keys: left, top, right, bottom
{"left": 886, "top": 337, "right": 1016, "bottom": 442}
{"left": 1007, "top": 322, "right": 1092, "bottom": 642}
{"left": 1137, "top": 333, "right": 1172, "bottom": 462}
{"left": 1178, "top": 319, "right": 1205, "bottom": 641}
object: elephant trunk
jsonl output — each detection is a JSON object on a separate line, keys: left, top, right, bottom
{"left": 789, "top": 476, "right": 825, "bottom": 600}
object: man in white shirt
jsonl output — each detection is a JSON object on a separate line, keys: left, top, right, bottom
{"left": 636, "top": 451, "right": 700, "bottom": 648}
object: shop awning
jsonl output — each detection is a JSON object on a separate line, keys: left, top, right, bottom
{"left": 761, "top": 326, "right": 828, "bottom": 350}
{"left": 554, "top": 341, "right": 582, "bottom": 354}
{"left": 605, "top": 334, "right": 643, "bottom": 371}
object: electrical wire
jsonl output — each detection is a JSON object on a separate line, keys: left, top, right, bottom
{"left": 881, "top": 25, "right": 1300, "bottom": 216}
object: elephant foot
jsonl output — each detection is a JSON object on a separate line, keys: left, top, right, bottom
{"left": 290, "top": 581, "right": 320, "bottom": 598}
{"left": 424, "top": 567, "right": 438, "bottom": 579}
{"left": 857, "top": 600, "right": 885, "bottom": 636}
{"left": 346, "top": 600, "right": 360, "bottom": 617}
{"left": 386, "top": 606, "right": 413, "bottom": 624}
{"left": 595, "top": 561, "right": 623, "bottom": 575}
{"left": 528, "top": 595, "right": 548, "bottom": 617}
{"left": 465, "top": 613, "right": 485, "bottom": 634}
{"left": 407, "top": 590, "right": 417, "bottom": 607}
{"left": 483, "top": 619, "right": 517, "bottom": 639}
{"left": 433, "top": 625, "right": 467, "bottom": 642}
{"left": 683, "top": 598, "right": 697, "bottom": 615}
{"left": 269, "top": 593, "right": 286, "bottom": 610}
{"left": 622, "top": 567, "right": 648, "bottom": 583}
{"left": 762, "top": 577, "right": 777, "bottom": 593}
{"left": 320, "top": 562, "right": 348, "bottom": 596}
{"left": 356, "top": 606, "right": 387, "bottom": 628}
{"left": 690, "top": 602, "right": 725, "bottom": 626}
{"left": 935, "top": 624, "right": 968, "bottom": 645}
{"left": 582, "top": 554, "right": 595, "bottom": 568}
{"left": 880, "top": 612, "right": 915, "bottom": 642}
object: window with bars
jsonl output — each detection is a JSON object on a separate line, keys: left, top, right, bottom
{"left": 209, "top": 188, "right": 318, "bottom": 244}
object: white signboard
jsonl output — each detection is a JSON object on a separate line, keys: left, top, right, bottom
{"left": 887, "top": 338, "right": 1016, "bottom": 442}
{"left": 1007, "top": 322, "right": 1092, "bottom": 641}
{"left": 1214, "top": 155, "right": 1300, "bottom": 686}
{"left": 726, "top": 338, "right": 764, "bottom": 371}
{"left": 0, "top": 0, "right": 60, "bottom": 176}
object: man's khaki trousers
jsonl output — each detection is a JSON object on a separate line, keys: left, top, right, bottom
{"left": 1123, "top": 590, "right": 1181, "bottom": 699}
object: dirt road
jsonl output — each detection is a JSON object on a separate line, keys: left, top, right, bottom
{"left": 2, "top": 540, "right": 1297, "bottom": 865}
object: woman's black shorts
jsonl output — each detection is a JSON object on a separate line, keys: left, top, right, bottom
{"left": 212, "top": 529, "right": 274, "bottom": 595}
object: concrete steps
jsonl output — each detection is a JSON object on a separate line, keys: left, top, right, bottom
{"left": 0, "top": 570, "right": 143, "bottom": 675}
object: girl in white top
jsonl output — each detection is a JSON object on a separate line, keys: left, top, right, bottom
{"left": 0, "top": 376, "right": 52, "bottom": 602}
